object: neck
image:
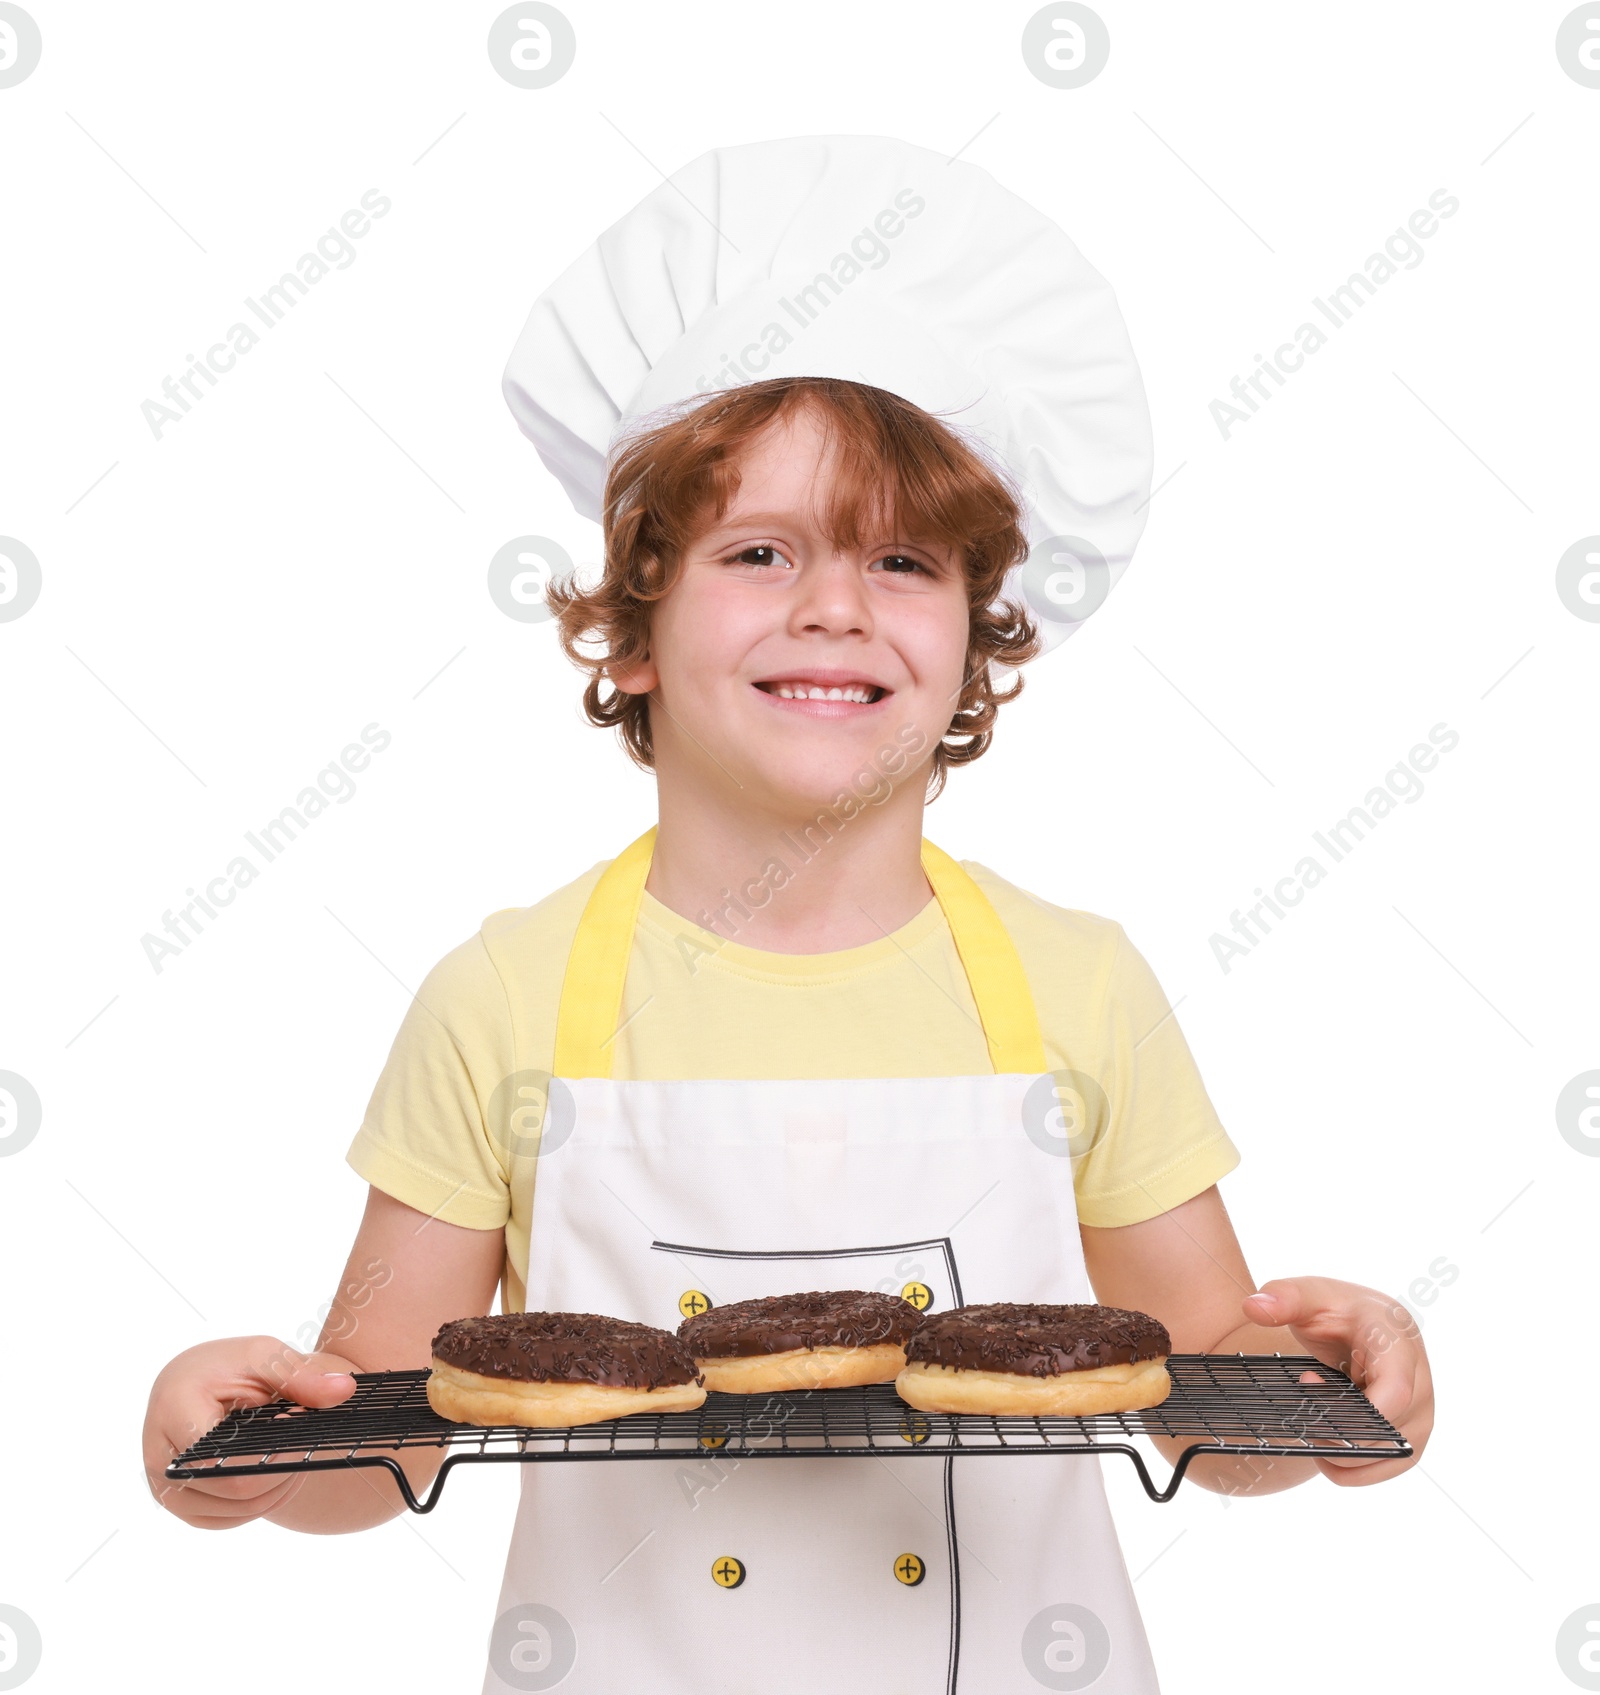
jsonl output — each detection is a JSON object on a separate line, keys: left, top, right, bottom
{"left": 645, "top": 776, "right": 935, "bottom": 954}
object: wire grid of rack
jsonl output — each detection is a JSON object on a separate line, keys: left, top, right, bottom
{"left": 166, "top": 1352, "right": 1409, "bottom": 1511}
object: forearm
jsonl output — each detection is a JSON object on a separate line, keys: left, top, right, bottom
{"left": 1147, "top": 1319, "right": 1321, "bottom": 1498}
{"left": 262, "top": 1458, "right": 437, "bottom": 1533}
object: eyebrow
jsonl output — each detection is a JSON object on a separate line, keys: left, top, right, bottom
{"left": 698, "top": 512, "right": 953, "bottom": 555}
{"left": 698, "top": 509, "right": 813, "bottom": 535}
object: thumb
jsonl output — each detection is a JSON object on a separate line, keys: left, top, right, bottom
{"left": 1241, "top": 1277, "right": 1318, "bottom": 1326}
{"left": 271, "top": 1349, "right": 360, "bottom": 1409}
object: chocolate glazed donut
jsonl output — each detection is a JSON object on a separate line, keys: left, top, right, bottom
{"left": 897, "top": 1302, "right": 1174, "bottom": 1416}
{"left": 680, "top": 1290, "right": 925, "bottom": 1392}
{"left": 426, "top": 1312, "right": 707, "bottom": 1428}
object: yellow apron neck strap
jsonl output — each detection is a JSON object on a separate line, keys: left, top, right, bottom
{"left": 553, "top": 826, "right": 658, "bottom": 1080}
{"left": 917, "top": 839, "right": 1048, "bottom": 1076}
{"left": 553, "top": 826, "right": 1046, "bottom": 1078}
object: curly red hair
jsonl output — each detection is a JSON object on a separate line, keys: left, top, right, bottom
{"left": 546, "top": 376, "right": 1041, "bottom": 798}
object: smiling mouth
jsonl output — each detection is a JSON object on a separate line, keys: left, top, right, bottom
{"left": 753, "top": 680, "right": 887, "bottom": 704}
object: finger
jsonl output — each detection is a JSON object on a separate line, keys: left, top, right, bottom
{"left": 145, "top": 1381, "right": 248, "bottom": 1490}
{"left": 275, "top": 1354, "right": 359, "bottom": 1408}
{"left": 158, "top": 1470, "right": 306, "bottom": 1518}
{"left": 254, "top": 1345, "right": 359, "bottom": 1406}
{"left": 1314, "top": 1454, "right": 1405, "bottom": 1487}
{"left": 1254, "top": 1290, "right": 1423, "bottom": 1385}
{"left": 1360, "top": 1345, "right": 1419, "bottom": 1421}
{"left": 1320, "top": 1355, "right": 1421, "bottom": 1470}
{"left": 146, "top": 1422, "right": 310, "bottom": 1507}
{"left": 1241, "top": 1276, "right": 1346, "bottom": 1331}
{"left": 145, "top": 1345, "right": 354, "bottom": 1495}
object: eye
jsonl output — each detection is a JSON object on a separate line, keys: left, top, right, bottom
{"left": 872, "top": 553, "right": 933, "bottom": 576}
{"left": 726, "top": 544, "right": 793, "bottom": 570}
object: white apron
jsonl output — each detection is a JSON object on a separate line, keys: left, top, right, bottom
{"left": 483, "top": 829, "right": 1160, "bottom": 1694}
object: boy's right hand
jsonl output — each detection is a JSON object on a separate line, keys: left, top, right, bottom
{"left": 143, "top": 1337, "right": 359, "bottom": 1528}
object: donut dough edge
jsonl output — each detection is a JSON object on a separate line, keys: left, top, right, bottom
{"left": 696, "top": 1342, "right": 908, "bottom": 1393}
{"left": 895, "top": 1357, "right": 1172, "bottom": 1416}
{"left": 426, "top": 1359, "right": 707, "bottom": 1427}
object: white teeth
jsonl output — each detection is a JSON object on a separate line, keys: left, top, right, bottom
{"left": 767, "top": 683, "right": 876, "bottom": 702}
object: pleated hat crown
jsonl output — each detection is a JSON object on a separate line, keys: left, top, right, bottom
{"left": 502, "top": 133, "right": 1153, "bottom": 648}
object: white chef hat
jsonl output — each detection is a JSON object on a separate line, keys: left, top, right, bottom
{"left": 502, "top": 133, "right": 1153, "bottom": 651}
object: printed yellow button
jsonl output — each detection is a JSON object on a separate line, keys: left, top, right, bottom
{"left": 901, "top": 1281, "right": 933, "bottom": 1312}
{"left": 678, "top": 1290, "right": 712, "bottom": 1319}
{"left": 898, "top": 1412, "right": 932, "bottom": 1446}
{"left": 711, "top": 1555, "right": 746, "bottom": 1589}
{"left": 894, "top": 1552, "right": 926, "bottom": 1586}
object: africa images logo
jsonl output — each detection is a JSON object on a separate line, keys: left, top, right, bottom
{"left": 1210, "top": 723, "right": 1460, "bottom": 973}
{"left": 1208, "top": 190, "right": 1459, "bottom": 440}
{"left": 139, "top": 190, "right": 392, "bottom": 439}
{"left": 139, "top": 724, "right": 392, "bottom": 972}
{"left": 691, "top": 189, "right": 926, "bottom": 393}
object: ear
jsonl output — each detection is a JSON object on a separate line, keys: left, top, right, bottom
{"left": 607, "top": 653, "right": 658, "bottom": 696}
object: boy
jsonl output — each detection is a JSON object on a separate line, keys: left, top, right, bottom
{"left": 144, "top": 139, "right": 1432, "bottom": 1692}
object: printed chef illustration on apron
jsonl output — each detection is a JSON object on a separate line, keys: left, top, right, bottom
{"left": 481, "top": 829, "right": 1160, "bottom": 1694}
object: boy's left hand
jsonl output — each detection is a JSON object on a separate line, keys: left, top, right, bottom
{"left": 1240, "top": 1276, "right": 1433, "bottom": 1485}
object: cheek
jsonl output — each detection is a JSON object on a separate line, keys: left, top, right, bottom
{"left": 899, "top": 597, "right": 972, "bottom": 700}
{"left": 654, "top": 577, "right": 762, "bottom": 684}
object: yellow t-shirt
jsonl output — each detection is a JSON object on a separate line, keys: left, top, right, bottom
{"left": 345, "top": 857, "right": 1241, "bottom": 1312}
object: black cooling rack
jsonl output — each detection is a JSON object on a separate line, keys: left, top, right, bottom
{"left": 166, "top": 1353, "right": 1408, "bottom": 1512}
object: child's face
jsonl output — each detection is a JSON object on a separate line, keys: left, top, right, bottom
{"left": 617, "top": 405, "right": 970, "bottom": 813}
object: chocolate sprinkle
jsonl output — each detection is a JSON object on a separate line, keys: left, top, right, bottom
{"left": 679, "top": 1290, "right": 924, "bottom": 1359}
{"left": 430, "top": 1311, "right": 703, "bottom": 1389}
{"left": 905, "top": 1303, "right": 1170, "bottom": 1378}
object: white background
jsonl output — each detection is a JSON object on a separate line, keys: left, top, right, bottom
{"left": 2, "top": 2, "right": 1597, "bottom": 1690}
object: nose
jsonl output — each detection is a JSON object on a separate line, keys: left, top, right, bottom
{"left": 789, "top": 552, "right": 872, "bottom": 638}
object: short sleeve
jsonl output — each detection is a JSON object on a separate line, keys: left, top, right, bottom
{"left": 344, "top": 931, "right": 515, "bottom": 1230}
{"left": 1071, "top": 925, "right": 1242, "bottom": 1228}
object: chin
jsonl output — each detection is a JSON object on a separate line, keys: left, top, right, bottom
{"left": 748, "top": 756, "right": 903, "bottom": 820}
